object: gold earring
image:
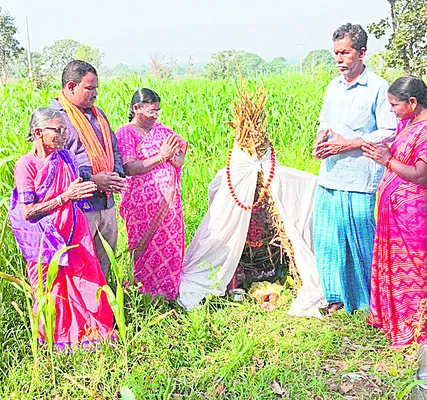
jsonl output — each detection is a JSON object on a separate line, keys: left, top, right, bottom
{"left": 411, "top": 104, "right": 416, "bottom": 111}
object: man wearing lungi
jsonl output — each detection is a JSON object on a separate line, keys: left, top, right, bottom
{"left": 312, "top": 23, "right": 396, "bottom": 314}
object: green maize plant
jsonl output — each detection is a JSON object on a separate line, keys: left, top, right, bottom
{"left": 0, "top": 237, "right": 76, "bottom": 393}
{"left": 96, "top": 232, "right": 128, "bottom": 368}
{"left": 34, "top": 242, "right": 77, "bottom": 387}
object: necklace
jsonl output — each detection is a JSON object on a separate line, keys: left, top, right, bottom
{"left": 226, "top": 145, "right": 276, "bottom": 210}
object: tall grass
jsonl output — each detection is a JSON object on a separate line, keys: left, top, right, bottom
{"left": 0, "top": 71, "right": 417, "bottom": 399}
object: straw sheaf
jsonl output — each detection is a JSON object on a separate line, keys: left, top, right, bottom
{"left": 227, "top": 85, "right": 268, "bottom": 159}
{"left": 230, "top": 82, "right": 301, "bottom": 287}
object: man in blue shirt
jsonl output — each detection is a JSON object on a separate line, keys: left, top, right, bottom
{"left": 51, "top": 60, "right": 126, "bottom": 277}
{"left": 312, "top": 23, "right": 396, "bottom": 315}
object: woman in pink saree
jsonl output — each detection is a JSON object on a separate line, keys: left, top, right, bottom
{"left": 9, "top": 107, "right": 114, "bottom": 348}
{"left": 362, "top": 76, "right": 427, "bottom": 346}
{"left": 116, "top": 88, "right": 187, "bottom": 300}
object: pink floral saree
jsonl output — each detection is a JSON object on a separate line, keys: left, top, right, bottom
{"left": 116, "top": 122, "right": 186, "bottom": 300}
{"left": 368, "top": 117, "right": 427, "bottom": 346}
{"left": 9, "top": 149, "right": 114, "bottom": 348}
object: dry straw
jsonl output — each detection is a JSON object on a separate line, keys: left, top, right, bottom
{"left": 228, "top": 70, "right": 301, "bottom": 288}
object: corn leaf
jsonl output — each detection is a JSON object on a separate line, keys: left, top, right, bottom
{"left": 46, "top": 245, "right": 77, "bottom": 291}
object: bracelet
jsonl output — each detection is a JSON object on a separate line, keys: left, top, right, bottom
{"left": 158, "top": 154, "right": 164, "bottom": 164}
{"left": 56, "top": 195, "right": 64, "bottom": 206}
{"left": 385, "top": 156, "right": 394, "bottom": 170}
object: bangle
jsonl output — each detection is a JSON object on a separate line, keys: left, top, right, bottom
{"left": 56, "top": 195, "right": 64, "bottom": 206}
{"left": 158, "top": 154, "right": 164, "bottom": 164}
{"left": 385, "top": 156, "right": 394, "bottom": 169}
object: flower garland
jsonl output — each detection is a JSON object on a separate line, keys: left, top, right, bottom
{"left": 226, "top": 146, "right": 276, "bottom": 210}
{"left": 246, "top": 210, "right": 263, "bottom": 247}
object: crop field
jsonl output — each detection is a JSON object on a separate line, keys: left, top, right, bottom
{"left": 0, "top": 72, "right": 418, "bottom": 399}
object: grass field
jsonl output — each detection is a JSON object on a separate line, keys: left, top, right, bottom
{"left": 0, "top": 72, "right": 419, "bottom": 399}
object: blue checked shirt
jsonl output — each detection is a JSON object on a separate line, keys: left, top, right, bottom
{"left": 317, "top": 68, "right": 397, "bottom": 193}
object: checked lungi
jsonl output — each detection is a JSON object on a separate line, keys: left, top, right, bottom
{"left": 313, "top": 185, "right": 376, "bottom": 313}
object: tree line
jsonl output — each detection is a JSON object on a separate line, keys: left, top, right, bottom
{"left": 1, "top": 1, "right": 425, "bottom": 85}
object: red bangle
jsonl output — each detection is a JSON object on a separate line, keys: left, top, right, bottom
{"left": 385, "top": 156, "right": 393, "bottom": 169}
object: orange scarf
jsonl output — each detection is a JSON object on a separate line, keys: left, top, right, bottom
{"left": 59, "top": 91, "right": 114, "bottom": 174}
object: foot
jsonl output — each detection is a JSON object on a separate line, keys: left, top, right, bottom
{"left": 325, "top": 302, "right": 344, "bottom": 316}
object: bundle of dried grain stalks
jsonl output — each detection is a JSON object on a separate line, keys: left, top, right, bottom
{"left": 227, "top": 82, "right": 301, "bottom": 289}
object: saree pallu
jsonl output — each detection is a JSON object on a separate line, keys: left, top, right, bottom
{"left": 9, "top": 150, "right": 114, "bottom": 348}
{"left": 313, "top": 186, "right": 376, "bottom": 313}
{"left": 368, "top": 118, "right": 427, "bottom": 346}
{"left": 116, "top": 123, "right": 187, "bottom": 300}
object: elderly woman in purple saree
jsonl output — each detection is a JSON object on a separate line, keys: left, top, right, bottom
{"left": 116, "top": 88, "right": 187, "bottom": 300}
{"left": 9, "top": 107, "right": 114, "bottom": 348}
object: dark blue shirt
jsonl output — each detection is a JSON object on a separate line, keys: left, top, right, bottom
{"left": 50, "top": 98, "right": 125, "bottom": 212}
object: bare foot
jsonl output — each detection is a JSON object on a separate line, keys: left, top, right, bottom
{"left": 325, "top": 302, "right": 344, "bottom": 316}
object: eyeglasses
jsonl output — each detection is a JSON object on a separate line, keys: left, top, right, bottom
{"left": 142, "top": 108, "right": 162, "bottom": 117}
{"left": 44, "top": 127, "right": 68, "bottom": 135}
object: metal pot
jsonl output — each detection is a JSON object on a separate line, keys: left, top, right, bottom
{"left": 229, "top": 288, "right": 245, "bottom": 302}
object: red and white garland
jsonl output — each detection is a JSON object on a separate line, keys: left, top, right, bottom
{"left": 226, "top": 146, "right": 276, "bottom": 210}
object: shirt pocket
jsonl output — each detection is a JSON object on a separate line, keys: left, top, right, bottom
{"left": 344, "top": 103, "right": 371, "bottom": 131}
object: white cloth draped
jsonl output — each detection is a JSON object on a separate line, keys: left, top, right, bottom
{"left": 178, "top": 143, "right": 327, "bottom": 317}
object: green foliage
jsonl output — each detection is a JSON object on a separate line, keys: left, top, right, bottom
{"left": 1, "top": 8, "right": 105, "bottom": 83}
{"left": 236, "top": 52, "right": 266, "bottom": 77}
{"left": 42, "top": 39, "right": 80, "bottom": 76}
{"left": 0, "top": 242, "right": 72, "bottom": 392}
{"left": 368, "top": 0, "right": 427, "bottom": 77}
{"left": 12, "top": 51, "right": 53, "bottom": 87}
{"left": 204, "top": 50, "right": 243, "bottom": 80}
{"left": 12, "top": 40, "right": 105, "bottom": 84}
{"left": 41, "top": 39, "right": 105, "bottom": 77}
{"left": 204, "top": 51, "right": 291, "bottom": 80}
{"left": 0, "top": 295, "right": 417, "bottom": 399}
{"left": 0, "top": 7, "right": 23, "bottom": 84}
{"left": 75, "top": 44, "right": 104, "bottom": 69}
{"left": 96, "top": 231, "right": 128, "bottom": 369}
{"left": 366, "top": 53, "right": 404, "bottom": 83}
{"left": 303, "top": 49, "right": 335, "bottom": 73}
{"left": 265, "top": 57, "right": 289, "bottom": 75}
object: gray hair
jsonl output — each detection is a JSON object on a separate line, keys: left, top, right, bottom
{"left": 332, "top": 23, "right": 368, "bottom": 51}
{"left": 27, "top": 107, "right": 64, "bottom": 142}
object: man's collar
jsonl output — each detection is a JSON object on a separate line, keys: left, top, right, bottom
{"left": 338, "top": 66, "right": 368, "bottom": 87}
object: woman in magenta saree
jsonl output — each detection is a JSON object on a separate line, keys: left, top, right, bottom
{"left": 362, "top": 76, "right": 427, "bottom": 346}
{"left": 9, "top": 107, "right": 114, "bottom": 348}
{"left": 116, "top": 88, "right": 187, "bottom": 300}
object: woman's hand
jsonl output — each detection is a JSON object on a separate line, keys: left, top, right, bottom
{"left": 20, "top": 177, "right": 97, "bottom": 221}
{"left": 361, "top": 141, "right": 391, "bottom": 165}
{"left": 169, "top": 150, "right": 185, "bottom": 167}
{"left": 63, "top": 177, "right": 97, "bottom": 201}
{"left": 159, "top": 134, "right": 180, "bottom": 161}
